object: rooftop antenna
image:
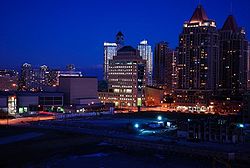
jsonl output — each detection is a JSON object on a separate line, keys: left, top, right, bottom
{"left": 230, "top": 0, "right": 233, "bottom": 14}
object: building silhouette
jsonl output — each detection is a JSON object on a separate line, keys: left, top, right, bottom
{"left": 153, "top": 42, "right": 176, "bottom": 93}
{"left": 218, "top": 15, "right": 248, "bottom": 96}
{"left": 175, "top": 5, "right": 219, "bottom": 111}
{"left": 177, "top": 5, "right": 219, "bottom": 90}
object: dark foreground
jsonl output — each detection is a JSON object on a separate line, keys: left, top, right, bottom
{"left": 0, "top": 126, "right": 212, "bottom": 168}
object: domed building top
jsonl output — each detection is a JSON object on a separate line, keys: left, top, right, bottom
{"left": 117, "top": 46, "right": 136, "bottom": 53}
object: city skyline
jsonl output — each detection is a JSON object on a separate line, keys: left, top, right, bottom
{"left": 0, "top": 0, "right": 250, "bottom": 69}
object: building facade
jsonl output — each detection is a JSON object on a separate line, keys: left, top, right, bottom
{"left": 153, "top": 42, "right": 175, "bottom": 93}
{"left": 0, "top": 91, "right": 64, "bottom": 115}
{"left": 177, "top": 5, "right": 219, "bottom": 91}
{"left": 144, "top": 86, "right": 164, "bottom": 106}
{"left": 57, "top": 76, "right": 99, "bottom": 106}
{"left": 218, "top": 15, "right": 248, "bottom": 96}
{"left": 103, "top": 32, "right": 125, "bottom": 81}
{"left": 103, "top": 42, "right": 117, "bottom": 81}
{"left": 175, "top": 5, "right": 219, "bottom": 111}
{"left": 107, "top": 46, "right": 146, "bottom": 107}
{"left": 138, "top": 40, "right": 153, "bottom": 86}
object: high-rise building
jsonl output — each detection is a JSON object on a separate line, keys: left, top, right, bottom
{"left": 218, "top": 15, "right": 248, "bottom": 96}
{"left": 103, "top": 42, "right": 117, "bottom": 81}
{"left": 0, "top": 69, "right": 18, "bottom": 91}
{"left": 177, "top": 5, "right": 219, "bottom": 91}
{"left": 153, "top": 42, "right": 175, "bottom": 93}
{"left": 38, "top": 65, "right": 50, "bottom": 88}
{"left": 103, "top": 32, "right": 125, "bottom": 81}
{"left": 19, "top": 63, "right": 33, "bottom": 91}
{"left": 138, "top": 40, "right": 153, "bottom": 86}
{"left": 107, "top": 46, "right": 146, "bottom": 107}
{"left": 175, "top": 5, "right": 219, "bottom": 110}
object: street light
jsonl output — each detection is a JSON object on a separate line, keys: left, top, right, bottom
{"left": 134, "top": 123, "right": 139, "bottom": 129}
{"left": 157, "top": 115, "right": 162, "bottom": 121}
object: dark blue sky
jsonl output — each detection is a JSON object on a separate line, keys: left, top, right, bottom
{"left": 0, "top": 0, "right": 249, "bottom": 73}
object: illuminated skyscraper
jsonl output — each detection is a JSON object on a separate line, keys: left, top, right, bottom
{"left": 218, "top": 15, "right": 248, "bottom": 95}
{"left": 103, "top": 42, "right": 117, "bottom": 80}
{"left": 177, "top": 5, "right": 219, "bottom": 90}
{"left": 175, "top": 5, "right": 219, "bottom": 108}
{"left": 138, "top": 40, "right": 153, "bottom": 86}
{"left": 19, "top": 63, "right": 33, "bottom": 91}
{"left": 103, "top": 32, "right": 125, "bottom": 81}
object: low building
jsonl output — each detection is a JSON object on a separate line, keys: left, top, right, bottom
{"left": 209, "top": 96, "right": 243, "bottom": 115}
{"left": 174, "top": 89, "right": 212, "bottom": 113}
{"left": 0, "top": 91, "right": 64, "bottom": 115}
{"left": 144, "top": 86, "right": 164, "bottom": 106}
{"left": 177, "top": 117, "right": 244, "bottom": 144}
{"left": 57, "top": 76, "right": 100, "bottom": 107}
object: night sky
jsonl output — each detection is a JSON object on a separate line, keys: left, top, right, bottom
{"left": 0, "top": 0, "right": 249, "bottom": 77}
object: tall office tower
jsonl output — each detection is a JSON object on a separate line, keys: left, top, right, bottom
{"left": 138, "top": 40, "right": 153, "bottom": 86}
{"left": 218, "top": 15, "right": 248, "bottom": 96}
{"left": 116, "top": 31, "right": 125, "bottom": 50}
{"left": 103, "top": 32, "right": 125, "bottom": 81}
{"left": 19, "top": 63, "right": 33, "bottom": 91}
{"left": 248, "top": 43, "right": 250, "bottom": 90}
{"left": 153, "top": 42, "right": 174, "bottom": 93}
{"left": 108, "top": 46, "right": 146, "bottom": 107}
{"left": 177, "top": 5, "right": 219, "bottom": 90}
{"left": 0, "top": 69, "right": 18, "bottom": 91}
{"left": 39, "top": 65, "right": 50, "bottom": 87}
{"left": 103, "top": 42, "right": 117, "bottom": 80}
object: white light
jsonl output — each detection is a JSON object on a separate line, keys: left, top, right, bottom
{"left": 140, "top": 40, "right": 148, "bottom": 45}
{"left": 134, "top": 123, "right": 139, "bottom": 129}
{"left": 157, "top": 116, "right": 162, "bottom": 121}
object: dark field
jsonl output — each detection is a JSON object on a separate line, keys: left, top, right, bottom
{"left": 0, "top": 126, "right": 213, "bottom": 168}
